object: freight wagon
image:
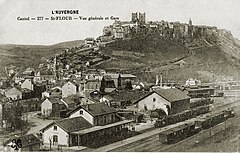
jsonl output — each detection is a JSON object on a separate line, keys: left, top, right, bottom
{"left": 159, "top": 122, "right": 197, "bottom": 144}
{"left": 195, "top": 109, "right": 235, "bottom": 130}
{"left": 158, "top": 108, "right": 235, "bottom": 144}
{"left": 190, "top": 98, "right": 213, "bottom": 108}
{"left": 155, "top": 105, "right": 210, "bottom": 128}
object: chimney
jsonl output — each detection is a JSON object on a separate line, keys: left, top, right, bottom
{"left": 160, "top": 73, "right": 163, "bottom": 87}
{"left": 155, "top": 75, "right": 159, "bottom": 86}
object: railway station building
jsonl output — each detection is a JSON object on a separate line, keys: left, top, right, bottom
{"left": 133, "top": 88, "right": 190, "bottom": 115}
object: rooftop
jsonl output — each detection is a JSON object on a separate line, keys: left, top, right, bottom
{"left": 46, "top": 98, "right": 63, "bottom": 104}
{"left": 41, "top": 116, "right": 93, "bottom": 133}
{"left": 154, "top": 88, "right": 190, "bottom": 102}
{"left": 110, "top": 90, "right": 150, "bottom": 104}
{"left": 68, "top": 102, "right": 117, "bottom": 117}
{"left": 71, "top": 120, "right": 134, "bottom": 135}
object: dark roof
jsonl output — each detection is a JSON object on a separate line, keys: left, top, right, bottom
{"left": 68, "top": 102, "right": 117, "bottom": 117}
{"left": 4, "top": 134, "right": 41, "bottom": 147}
{"left": 6, "top": 86, "right": 22, "bottom": 94}
{"left": 62, "top": 97, "right": 76, "bottom": 107}
{"left": 39, "top": 70, "right": 54, "bottom": 76}
{"left": 47, "top": 98, "right": 63, "bottom": 104}
{"left": 103, "top": 95, "right": 114, "bottom": 101}
{"left": 154, "top": 88, "right": 190, "bottom": 102}
{"left": 41, "top": 116, "right": 93, "bottom": 133}
{"left": 110, "top": 90, "right": 151, "bottom": 104}
{"left": 133, "top": 88, "right": 190, "bottom": 104}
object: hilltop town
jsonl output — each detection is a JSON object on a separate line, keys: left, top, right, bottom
{"left": 1, "top": 12, "right": 240, "bottom": 152}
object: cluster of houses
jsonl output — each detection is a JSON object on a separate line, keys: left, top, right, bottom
{"left": 97, "top": 12, "right": 231, "bottom": 44}
{"left": 1, "top": 61, "right": 211, "bottom": 149}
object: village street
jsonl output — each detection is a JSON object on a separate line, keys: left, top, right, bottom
{"left": 26, "top": 111, "right": 55, "bottom": 135}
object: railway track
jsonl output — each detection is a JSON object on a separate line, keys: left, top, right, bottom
{"left": 112, "top": 118, "right": 235, "bottom": 152}
{"left": 107, "top": 99, "right": 240, "bottom": 152}
{"left": 82, "top": 96, "right": 240, "bottom": 152}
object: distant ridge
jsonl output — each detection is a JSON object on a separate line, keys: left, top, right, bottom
{"left": 0, "top": 39, "right": 84, "bottom": 49}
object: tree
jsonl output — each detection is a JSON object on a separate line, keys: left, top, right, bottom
{"left": 3, "top": 102, "right": 26, "bottom": 131}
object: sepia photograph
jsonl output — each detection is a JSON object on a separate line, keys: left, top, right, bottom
{"left": 0, "top": 0, "right": 240, "bottom": 152}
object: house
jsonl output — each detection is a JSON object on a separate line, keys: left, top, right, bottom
{"left": 3, "top": 134, "right": 42, "bottom": 152}
{"left": 134, "top": 88, "right": 190, "bottom": 115}
{"left": 103, "top": 87, "right": 116, "bottom": 93}
{"left": 40, "top": 117, "right": 93, "bottom": 147}
{"left": 185, "top": 78, "right": 201, "bottom": 86}
{"left": 103, "top": 73, "right": 120, "bottom": 88}
{"left": 78, "top": 97, "right": 97, "bottom": 105}
{"left": 99, "top": 95, "right": 113, "bottom": 105}
{"left": 21, "top": 88, "right": 34, "bottom": 99}
{"left": 61, "top": 97, "right": 76, "bottom": 110}
{"left": 21, "top": 79, "right": 34, "bottom": 91}
{"left": 23, "top": 67, "right": 35, "bottom": 76}
{"left": 89, "top": 90, "right": 104, "bottom": 102}
{"left": 62, "top": 81, "right": 78, "bottom": 98}
{"left": 114, "top": 29, "right": 124, "bottom": 39}
{"left": 67, "top": 102, "right": 118, "bottom": 126}
{"left": 41, "top": 98, "right": 66, "bottom": 117}
{"left": 5, "top": 87, "right": 22, "bottom": 100}
{"left": 84, "top": 79, "right": 101, "bottom": 94}
{"left": 41, "top": 108, "right": 133, "bottom": 147}
{"left": 42, "top": 90, "right": 50, "bottom": 99}
{"left": 85, "top": 38, "right": 95, "bottom": 47}
{"left": 100, "top": 75, "right": 118, "bottom": 92}
{"left": 0, "top": 77, "right": 10, "bottom": 89}
{"left": 50, "top": 86, "right": 62, "bottom": 98}
{"left": 35, "top": 70, "right": 56, "bottom": 83}
{"left": 33, "top": 83, "right": 46, "bottom": 98}
{"left": 13, "top": 73, "right": 25, "bottom": 84}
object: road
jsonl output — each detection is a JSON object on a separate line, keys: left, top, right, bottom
{"left": 25, "top": 111, "right": 55, "bottom": 135}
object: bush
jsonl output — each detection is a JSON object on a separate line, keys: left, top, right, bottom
{"left": 150, "top": 112, "right": 159, "bottom": 118}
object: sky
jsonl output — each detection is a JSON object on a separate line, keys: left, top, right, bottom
{"left": 0, "top": 0, "right": 240, "bottom": 45}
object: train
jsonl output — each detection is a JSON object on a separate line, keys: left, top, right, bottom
{"left": 195, "top": 108, "right": 235, "bottom": 129}
{"left": 190, "top": 98, "right": 213, "bottom": 108}
{"left": 154, "top": 105, "right": 210, "bottom": 128}
{"left": 159, "top": 121, "right": 197, "bottom": 144}
{"left": 158, "top": 108, "right": 235, "bottom": 144}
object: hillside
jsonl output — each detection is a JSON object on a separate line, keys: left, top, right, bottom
{"left": 0, "top": 40, "right": 84, "bottom": 76}
{"left": 1, "top": 32, "right": 240, "bottom": 84}
{"left": 95, "top": 35, "right": 189, "bottom": 73}
{"left": 95, "top": 34, "right": 240, "bottom": 84}
{"left": 51, "top": 40, "right": 85, "bottom": 48}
